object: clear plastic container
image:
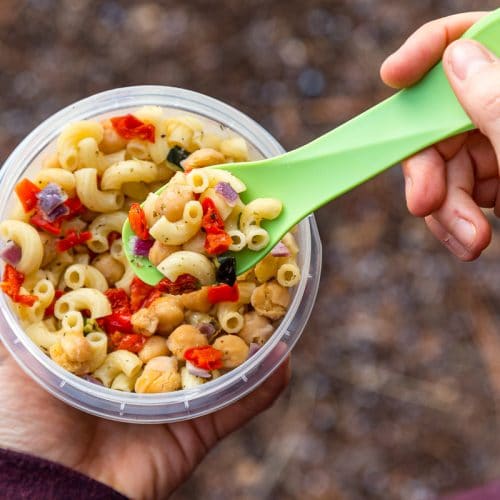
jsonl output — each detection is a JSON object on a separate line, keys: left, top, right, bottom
{"left": 0, "top": 86, "right": 322, "bottom": 423}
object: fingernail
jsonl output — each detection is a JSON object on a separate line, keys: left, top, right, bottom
{"left": 448, "top": 41, "right": 494, "bottom": 81}
{"left": 442, "top": 233, "right": 468, "bottom": 259}
{"left": 452, "top": 217, "right": 476, "bottom": 249}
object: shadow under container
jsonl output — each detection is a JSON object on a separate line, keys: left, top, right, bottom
{"left": 0, "top": 86, "right": 322, "bottom": 423}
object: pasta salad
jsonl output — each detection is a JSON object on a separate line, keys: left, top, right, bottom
{"left": 0, "top": 107, "right": 301, "bottom": 393}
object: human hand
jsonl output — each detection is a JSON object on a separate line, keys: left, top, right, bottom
{"left": 0, "top": 340, "right": 289, "bottom": 499}
{"left": 381, "top": 12, "right": 500, "bottom": 260}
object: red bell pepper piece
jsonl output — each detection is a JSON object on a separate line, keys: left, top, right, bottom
{"left": 109, "top": 331, "right": 147, "bottom": 353}
{"left": 0, "top": 264, "right": 37, "bottom": 306}
{"left": 30, "top": 212, "right": 63, "bottom": 235}
{"left": 104, "top": 288, "right": 131, "bottom": 314}
{"left": 110, "top": 114, "right": 155, "bottom": 143}
{"left": 63, "top": 196, "right": 85, "bottom": 219}
{"left": 97, "top": 312, "right": 134, "bottom": 334}
{"left": 205, "top": 230, "right": 232, "bottom": 255}
{"left": 201, "top": 197, "right": 232, "bottom": 255}
{"left": 142, "top": 289, "right": 162, "bottom": 308}
{"left": 128, "top": 203, "right": 149, "bottom": 240}
{"left": 201, "top": 197, "right": 224, "bottom": 232}
{"left": 207, "top": 283, "right": 239, "bottom": 304}
{"left": 184, "top": 345, "right": 223, "bottom": 370}
{"left": 97, "top": 288, "right": 135, "bottom": 334}
{"left": 15, "top": 179, "right": 41, "bottom": 212}
{"left": 157, "top": 274, "right": 200, "bottom": 295}
{"left": 55, "top": 230, "right": 92, "bottom": 252}
{"left": 105, "top": 313, "right": 134, "bottom": 333}
{"left": 130, "top": 276, "right": 155, "bottom": 312}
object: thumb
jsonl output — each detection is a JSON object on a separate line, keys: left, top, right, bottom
{"left": 443, "top": 40, "right": 500, "bottom": 159}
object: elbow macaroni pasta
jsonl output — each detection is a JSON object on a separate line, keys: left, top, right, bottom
{"left": 157, "top": 251, "right": 215, "bottom": 285}
{"left": 88, "top": 211, "right": 128, "bottom": 253}
{"left": 63, "top": 264, "right": 108, "bottom": 292}
{"left": 0, "top": 220, "right": 43, "bottom": 275}
{"left": 93, "top": 350, "right": 143, "bottom": 387}
{"left": 149, "top": 201, "right": 203, "bottom": 246}
{"left": 54, "top": 288, "right": 111, "bottom": 319}
{"left": 101, "top": 160, "right": 159, "bottom": 190}
{"left": 34, "top": 169, "right": 76, "bottom": 196}
{"left": 57, "top": 121, "right": 104, "bottom": 171}
{"left": 75, "top": 168, "right": 124, "bottom": 212}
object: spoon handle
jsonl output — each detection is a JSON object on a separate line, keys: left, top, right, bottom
{"left": 245, "top": 9, "right": 500, "bottom": 218}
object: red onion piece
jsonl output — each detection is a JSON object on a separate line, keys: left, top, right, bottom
{"left": 131, "top": 236, "right": 154, "bottom": 257}
{"left": 46, "top": 203, "right": 69, "bottom": 222}
{"left": 198, "top": 322, "right": 216, "bottom": 336}
{"left": 215, "top": 182, "right": 238, "bottom": 206}
{"left": 186, "top": 360, "right": 212, "bottom": 379}
{"left": 248, "top": 342, "right": 261, "bottom": 358}
{"left": 271, "top": 241, "right": 290, "bottom": 257}
{"left": 0, "top": 241, "right": 22, "bottom": 266}
{"left": 36, "top": 183, "right": 68, "bottom": 220}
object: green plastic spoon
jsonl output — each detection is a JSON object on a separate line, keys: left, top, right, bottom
{"left": 124, "top": 9, "right": 500, "bottom": 285}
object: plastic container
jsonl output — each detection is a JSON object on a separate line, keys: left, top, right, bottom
{"left": 0, "top": 86, "right": 322, "bottom": 423}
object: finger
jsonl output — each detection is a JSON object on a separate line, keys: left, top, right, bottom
{"left": 473, "top": 178, "right": 497, "bottom": 207}
{"left": 443, "top": 40, "right": 500, "bottom": 167}
{"left": 211, "top": 350, "right": 290, "bottom": 440}
{"left": 466, "top": 132, "right": 499, "bottom": 207}
{"left": 435, "top": 133, "right": 467, "bottom": 160}
{"left": 402, "top": 147, "right": 446, "bottom": 217}
{"left": 466, "top": 131, "right": 498, "bottom": 180}
{"left": 427, "top": 148, "right": 491, "bottom": 260}
{"left": 381, "top": 12, "right": 486, "bottom": 88}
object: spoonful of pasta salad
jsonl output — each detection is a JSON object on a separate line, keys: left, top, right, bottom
{"left": 123, "top": 9, "right": 500, "bottom": 286}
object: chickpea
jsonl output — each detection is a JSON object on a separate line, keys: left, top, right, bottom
{"left": 135, "top": 356, "right": 181, "bottom": 393}
{"left": 154, "top": 182, "right": 194, "bottom": 222}
{"left": 166, "top": 324, "right": 208, "bottom": 360}
{"left": 239, "top": 312, "right": 275, "bottom": 346}
{"left": 61, "top": 334, "right": 92, "bottom": 363}
{"left": 49, "top": 335, "right": 92, "bottom": 375}
{"left": 180, "top": 286, "right": 211, "bottom": 313}
{"left": 150, "top": 296, "right": 184, "bottom": 335}
{"left": 138, "top": 336, "right": 169, "bottom": 363}
{"left": 92, "top": 253, "right": 124, "bottom": 286}
{"left": 39, "top": 232, "right": 57, "bottom": 267}
{"left": 148, "top": 241, "right": 180, "bottom": 267}
{"left": 131, "top": 308, "right": 159, "bottom": 337}
{"left": 100, "top": 119, "right": 127, "bottom": 154}
{"left": 181, "top": 148, "right": 225, "bottom": 171}
{"left": 250, "top": 280, "right": 290, "bottom": 320}
{"left": 212, "top": 335, "right": 249, "bottom": 369}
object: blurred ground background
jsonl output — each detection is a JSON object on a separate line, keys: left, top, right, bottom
{"left": 1, "top": 1, "right": 500, "bottom": 499}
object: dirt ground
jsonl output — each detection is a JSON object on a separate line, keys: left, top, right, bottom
{"left": 1, "top": 1, "right": 500, "bottom": 499}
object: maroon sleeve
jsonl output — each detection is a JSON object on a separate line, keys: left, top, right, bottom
{"left": 441, "top": 481, "right": 500, "bottom": 500}
{"left": 0, "top": 448, "right": 127, "bottom": 499}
